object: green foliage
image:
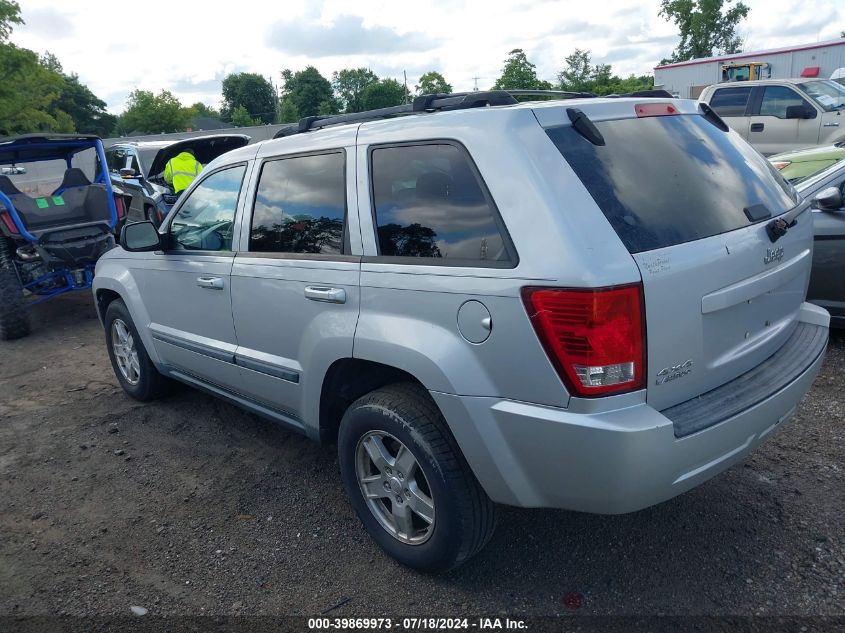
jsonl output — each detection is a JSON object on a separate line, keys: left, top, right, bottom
{"left": 221, "top": 72, "right": 276, "bottom": 124}
{"left": 119, "top": 89, "right": 191, "bottom": 134}
{"left": 659, "top": 0, "right": 750, "bottom": 62}
{"left": 360, "top": 79, "right": 408, "bottom": 110}
{"left": 0, "top": 44, "right": 68, "bottom": 135}
{"left": 415, "top": 71, "right": 452, "bottom": 95}
{"left": 278, "top": 97, "right": 300, "bottom": 123}
{"left": 190, "top": 102, "right": 220, "bottom": 119}
{"left": 493, "top": 48, "right": 552, "bottom": 91}
{"left": 0, "top": 0, "right": 23, "bottom": 42}
{"left": 558, "top": 49, "right": 653, "bottom": 95}
{"left": 230, "top": 105, "right": 259, "bottom": 127}
{"left": 332, "top": 68, "right": 379, "bottom": 113}
{"left": 47, "top": 66, "right": 117, "bottom": 136}
{"left": 558, "top": 49, "right": 593, "bottom": 92}
{"left": 280, "top": 66, "right": 337, "bottom": 118}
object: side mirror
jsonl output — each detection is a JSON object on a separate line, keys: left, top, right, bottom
{"left": 120, "top": 221, "right": 162, "bottom": 252}
{"left": 120, "top": 167, "right": 141, "bottom": 179}
{"left": 814, "top": 186, "right": 843, "bottom": 212}
{"left": 785, "top": 105, "right": 815, "bottom": 120}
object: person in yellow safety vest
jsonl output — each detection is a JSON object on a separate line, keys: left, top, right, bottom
{"left": 164, "top": 148, "right": 203, "bottom": 194}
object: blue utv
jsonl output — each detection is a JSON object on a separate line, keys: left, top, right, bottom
{"left": 0, "top": 134, "right": 125, "bottom": 340}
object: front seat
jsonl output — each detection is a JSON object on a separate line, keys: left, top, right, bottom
{"left": 55, "top": 168, "right": 92, "bottom": 192}
{"left": 0, "top": 175, "right": 23, "bottom": 196}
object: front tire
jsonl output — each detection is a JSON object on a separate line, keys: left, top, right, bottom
{"left": 338, "top": 383, "right": 496, "bottom": 572}
{"left": 0, "top": 265, "right": 30, "bottom": 340}
{"left": 104, "top": 299, "right": 170, "bottom": 401}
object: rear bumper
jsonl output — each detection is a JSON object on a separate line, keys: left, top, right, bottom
{"left": 433, "top": 304, "right": 829, "bottom": 513}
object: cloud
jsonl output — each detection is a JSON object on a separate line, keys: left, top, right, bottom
{"left": 265, "top": 14, "right": 439, "bottom": 56}
{"left": 19, "top": 7, "right": 74, "bottom": 40}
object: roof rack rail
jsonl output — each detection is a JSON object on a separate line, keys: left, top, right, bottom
{"left": 272, "top": 89, "right": 600, "bottom": 139}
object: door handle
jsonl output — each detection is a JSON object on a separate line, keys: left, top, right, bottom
{"left": 196, "top": 276, "right": 224, "bottom": 290}
{"left": 750, "top": 123, "right": 764, "bottom": 132}
{"left": 304, "top": 286, "right": 346, "bottom": 304}
{"left": 823, "top": 122, "right": 840, "bottom": 127}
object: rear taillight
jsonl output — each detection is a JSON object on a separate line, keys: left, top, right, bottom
{"left": 635, "top": 102, "right": 679, "bottom": 117}
{"left": 0, "top": 211, "right": 19, "bottom": 235}
{"left": 771, "top": 161, "right": 791, "bottom": 170}
{"left": 522, "top": 284, "right": 646, "bottom": 397}
{"left": 114, "top": 195, "right": 125, "bottom": 219}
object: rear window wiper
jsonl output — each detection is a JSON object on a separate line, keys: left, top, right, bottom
{"left": 567, "top": 108, "right": 605, "bottom": 146}
{"left": 766, "top": 198, "right": 812, "bottom": 243}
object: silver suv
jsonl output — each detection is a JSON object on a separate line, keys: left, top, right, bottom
{"left": 93, "top": 91, "right": 830, "bottom": 572}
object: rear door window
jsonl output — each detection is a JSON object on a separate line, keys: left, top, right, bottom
{"left": 249, "top": 151, "right": 346, "bottom": 255}
{"left": 546, "top": 114, "right": 800, "bottom": 253}
{"left": 369, "top": 142, "right": 515, "bottom": 265}
{"left": 708, "top": 87, "right": 752, "bottom": 116}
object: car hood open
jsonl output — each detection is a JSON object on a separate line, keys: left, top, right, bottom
{"left": 148, "top": 134, "right": 250, "bottom": 177}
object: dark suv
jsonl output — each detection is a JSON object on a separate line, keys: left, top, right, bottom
{"left": 105, "top": 135, "right": 249, "bottom": 225}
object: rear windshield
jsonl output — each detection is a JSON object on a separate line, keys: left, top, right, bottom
{"left": 546, "top": 114, "right": 800, "bottom": 253}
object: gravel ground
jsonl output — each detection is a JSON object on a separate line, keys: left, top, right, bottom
{"left": 0, "top": 293, "right": 843, "bottom": 621}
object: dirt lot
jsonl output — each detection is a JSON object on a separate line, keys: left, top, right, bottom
{"left": 1, "top": 293, "right": 843, "bottom": 620}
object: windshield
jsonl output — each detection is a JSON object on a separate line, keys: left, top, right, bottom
{"left": 799, "top": 80, "right": 845, "bottom": 111}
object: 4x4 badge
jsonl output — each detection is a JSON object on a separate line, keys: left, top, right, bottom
{"left": 656, "top": 360, "right": 694, "bottom": 385}
{"left": 764, "top": 247, "right": 784, "bottom": 265}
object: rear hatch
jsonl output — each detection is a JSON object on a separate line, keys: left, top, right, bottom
{"left": 147, "top": 134, "right": 251, "bottom": 178}
{"left": 541, "top": 100, "right": 811, "bottom": 410}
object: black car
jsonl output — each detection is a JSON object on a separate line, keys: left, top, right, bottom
{"left": 104, "top": 135, "right": 250, "bottom": 225}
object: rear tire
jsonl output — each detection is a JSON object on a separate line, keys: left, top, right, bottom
{"left": 338, "top": 383, "right": 496, "bottom": 572}
{"left": 104, "top": 299, "right": 171, "bottom": 401}
{"left": 0, "top": 266, "right": 30, "bottom": 340}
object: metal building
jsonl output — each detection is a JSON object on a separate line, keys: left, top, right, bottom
{"left": 654, "top": 39, "right": 845, "bottom": 99}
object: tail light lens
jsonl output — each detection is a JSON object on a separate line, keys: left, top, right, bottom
{"left": 771, "top": 161, "right": 791, "bottom": 171}
{"left": 0, "top": 211, "right": 19, "bottom": 235}
{"left": 521, "top": 284, "right": 646, "bottom": 397}
{"left": 114, "top": 195, "right": 126, "bottom": 219}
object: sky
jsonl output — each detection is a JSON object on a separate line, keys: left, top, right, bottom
{"left": 10, "top": 0, "right": 845, "bottom": 114}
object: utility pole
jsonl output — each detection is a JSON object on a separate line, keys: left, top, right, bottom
{"left": 472, "top": 76, "right": 480, "bottom": 91}
{"left": 403, "top": 70, "right": 409, "bottom": 102}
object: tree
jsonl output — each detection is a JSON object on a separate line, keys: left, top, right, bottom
{"left": 278, "top": 98, "right": 299, "bottom": 123}
{"left": 360, "top": 79, "right": 407, "bottom": 110}
{"left": 557, "top": 49, "right": 653, "bottom": 96}
{"left": 190, "top": 102, "right": 219, "bottom": 119}
{"left": 279, "top": 66, "right": 337, "bottom": 119}
{"left": 119, "top": 89, "right": 191, "bottom": 134}
{"left": 0, "top": 5, "right": 71, "bottom": 135}
{"left": 221, "top": 72, "right": 276, "bottom": 124}
{"left": 557, "top": 49, "right": 593, "bottom": 93}
{"left": 415, "top": 71, "right": 452, "bottom": 95}
{"left": 332, "top": 68, "right": 379, "bottom": 113}
{"left": 659, "top": 0, "right": 750, "bottom": 62}
{"left": 493, "top": 48, "right": 552, "bottom": 91}
{"left": 0, "top": 0, "right": 23, "bottom": 42}
{"left": 230, "top": 105, "right": 259, "bottom": 127}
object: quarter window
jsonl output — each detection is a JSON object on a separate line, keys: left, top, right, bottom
{"left": 759, "top": 86, "right": 811, "bottom": 118}
{"left": 170, "top": 164, "right": 246, "bottom": 252}
{"left": 249, "top": 152, "right": 346, "bottom": 255}
{"left": 370, "top": 143, "right": 511, "bottom": 264}
{"left": 708, "top": 87, "right": 752, "bottom": 117}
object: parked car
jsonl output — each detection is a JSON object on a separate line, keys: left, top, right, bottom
{"left": 0, "top": 165, "right": 26, "bottom": 176}
{"left": 104, "top": 135, "right": 250, "bottom": 226}
{"left": 699, "top": 78, "right": 845, "bottom": 155}
{"left": 0, "top": 134, "right": 124, "bottom": 339}
{"left": 792, "top": 160, "right": 845, "bottom": 327}
{"left": 770, "top": 142, "right": 845, "bottom": 182}
{"left": 94, "top": 91, "right": 829, "bottom": 572}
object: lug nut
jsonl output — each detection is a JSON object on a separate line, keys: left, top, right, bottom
{"left": 395, "top": 496, "right": 403, "bottom": 503}
{"left": 398, "top": 472, "right": 404, "bottom": 480}
{"left": 383, "top": 482, "right": 390, "bottom": 490}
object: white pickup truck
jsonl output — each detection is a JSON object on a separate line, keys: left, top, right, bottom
{"left": 699, "top": 78, "right": 845, "bottom": 155}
